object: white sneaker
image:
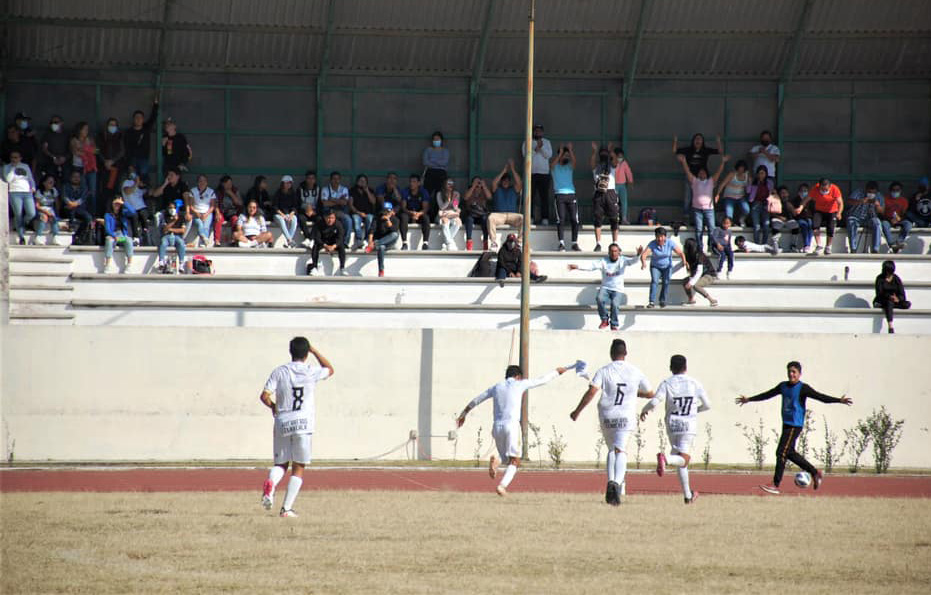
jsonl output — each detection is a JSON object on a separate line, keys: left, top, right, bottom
{"left": 337, "top": 268, "right": 349, "bottom": 276}
{"left": 50, "top": 236, "right": 62, "bottom": 246}
{"left": 726, "top": 271, "right": 731, "bottom": 280}
{"left": 132, "top": 238, "right": 141, "bottom": 247}
{"left": 441, "top": 243, "right": 448, "bottom": 251}
{"left": 120, "top": 264, "right": 129, "bottom": 274}
{"left": 238, "top": 241, "right": 251, "bottom": 248}
{"left": 34, "top": 235, "right": 46, "bottom": 246}
{"left": 103, "top": 263, "right": 114, "bottom": 274}
{"left": 769, "top": 238, "right": 781, "bottom": 255}
{"left": 824, "top": 245, "right": 832, "bottom": 255}
{"left": 813, "top": 245, "right": 823, "bottom": 255}
{"left": 495, "top": 485, "right": 507, "bottom": 497}
{"left": 279, "top": 508, "right": 298, "bottom": 517}
{"left": 448, "top": 243, "right": 458, "bottom": 251}
{"left": 301, "top": 238, "right": 313, "bottom": 249}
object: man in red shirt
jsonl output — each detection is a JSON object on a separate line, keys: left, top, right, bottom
{"left": 880, "top": 181, "right": 911, "bottom": 253}
{"left": 809, "top": 178, "right": 843, "bottom": 255}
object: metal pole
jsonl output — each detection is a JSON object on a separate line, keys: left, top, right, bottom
{"left": 519, "top": 0, "right": 535, "bottom": 459}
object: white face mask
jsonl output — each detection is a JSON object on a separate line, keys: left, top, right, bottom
{"left": 432, "top": 140, "right": 442, "bottom": 147}
{"left": 867, "top": 192, "right": 877, "bottom": 199}
{"left": 51, "top": 123, "right": 62, "bottom": 132}
{"left": 820, "top": 187, "right": 831, "bottom": 195}
{"left": 108, "top": 125, "right": 118, "bottom": 134}
{"left": 891, "top": 191, "right": 901, "bottom": 198}
{"left": 168, "top": 207, "right": 177, "bottom": 218}
{"left": 18, "top": 121, "right": 28, "bottom": 130}
{"left": 800, "top": 190, "right": 809, "bottom": 198}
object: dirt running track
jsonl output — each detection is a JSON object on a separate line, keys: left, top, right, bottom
{"left": 1, "top": 468, "right": 930, "bottom": 497}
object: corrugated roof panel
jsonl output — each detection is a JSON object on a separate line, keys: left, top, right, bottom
{"left": 224, "top": 32, "right": 322, "bottom": 70}
{"left": 11, "top": 23, "right": 160, "bottom": 67}
{"left": 495, "top": 0, "right": 640, "bottom": 33}
{"left": 637, "top": 37, "right": 788, "bottom": 77}
{"left": 808, "top": 0, "right": 931, "bottom": 32}
{"left": 8, "top": 0, "right": 164, "bottom": 22}
{"left": 328, "top": 34, "right": 476, "bottom": 74}
{"left": 164, "top": 29, "right": 228, "bottom": 68}
{"left": 227, "top": 0, "right": 327, "bottom": 27}
{"left": 796, "top": 38, "right": 931, "bottom": 77}
{"left": 644, "top": 0, "right": 800, "bottom": 33}
{"left": 483, "top": 37, "right": 529, "bottom": 74}
{"left": 333, "top": 0, "right": 485, "bottom": 32}
{"left": 532, "top": 37, "right": 629, "bottom": 75}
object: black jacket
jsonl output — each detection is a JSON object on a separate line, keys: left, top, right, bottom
{"left": 315, "top": 220, "right": 345, "bottom": 246}
{"left": 497, "top": 243, "right": 521, "bottom": 274}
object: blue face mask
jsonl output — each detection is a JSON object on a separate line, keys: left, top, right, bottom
{"left": 108, "top": 125, "right": 118, "bottom": 134}
{"left": 432, "top": 139, "right": 442, "bottom": 148}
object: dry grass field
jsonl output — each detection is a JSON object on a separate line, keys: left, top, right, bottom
{"left": 2, "top": 491, "right": 930, "bottom": 594}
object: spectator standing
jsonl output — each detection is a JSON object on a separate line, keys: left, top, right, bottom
{"left": 102, "top": 197, "right": 134, "bottom": 274}
{"left": 400, "top": 173, "right": 432, "bottom": 250}
{"left": 12, "top": 112, "right": 39, "bottom": 171}
{"left": 678, "top": 152, "right": 728, "bottom": 252}
{"left": 367, "top": 201, "right": 401, "bottom": 277}
{"left": 62, "top": 170, "right": 93, "bottom": 244}
{"left": 1, "top": 124, "right": 36, "bottom": 169}
{"left": 905, "top": 177, "right": 931, "bottom": 229}
{"left": 306, "top": 210, "right": 348, "bottom": 276}
{"left": 787, "top": 184, "right": 814, "bottom": 252}
{"left": 488, "top": 160, "right": 524, "bottom": 250}
{"left": 348, "top": 174, "right": 377, "bottom": 250}
{"left": 233, "top": 200, "right": 274, "bottom": 247}
{"left": 69, "top": 122, "right": 98, "bottom": 216}
{"left": 880, "top": 181, "right": 911, "bottom": 253}
{"left": 521, "top": 124, "right": 552, "bottom": 224}
{"left": 461, "top": 175, "right": 491, "bottom": 251}
{"left": 123, "top": 97, "right": 159, "bottom": 184}
{"left": 748, "top": 130, "right": 780, "bottom": 180}
{"left": 3, "top": 150, "right": 37, "bottom": 245}
{"left": 216, "top": 175, "right": 244, "bottom": 235}
{"left": 495, "top": 234, "right": 546, "bottom": 287}
{"left": 590, "top": 143, "right": 620, "bottom": 252}
{"left": 681, "top": 238, "right": 718, "bottom": 307}
{"left": 319, "top": 171, "right": 352, "bottom": 248}
{"left": 711, "top": 216, "right": 734, "bottom": 278}
{"left": 873, "top": 260, "right": 911, "bottom": 334}
{"left": 189, "top": 174, "right": 220, "bottom": 247}
{"left": 568, "top": 243, "right": 642, "bottom": 330}
{"left": 808, "top": 178, "right": 843, "bottom": 255}
{"left": 40, "top": 115, "right": 69, "bottom": 182}
{"left": 161, "top": 117, "right": 192, "bottom": 174}
{"left": 422, "top": 131, "right": 450, "bottom": 214}
{"left": 674, "top": 133, "right": 722, "bottom": 219}
{"left": 613, "top": 147, "right": 634, "bottom": 225}
{"left": 273, "top": 175, "right": 300, "bottom": 248}
{"left": 98, "top": 117, "right": 125, "bottom": 200}
{"left": 551, "top": 144, "right": 580, "bottom": 251}
{"left": 246, "top": 175, "right": 274, "bottom": 219}
{"left": 714, "top": 160, "right": 751, "bottom": 226}
{"left": 639, "top": 226, "right": 686, "bottom": 308}
{"left": 437, "top": 178, "right": 462, "bottom": 251}
{"left": 157, "top": 200, "right": 187, "bottom": 273}
{"left": 846, "top": 182, "right": 883, "bottom": 253}
{"left": 746, "top": 165, "right": 774, "bottom": 245}
{"left": 33, "top": 174, "right": 61, "bottom": 245}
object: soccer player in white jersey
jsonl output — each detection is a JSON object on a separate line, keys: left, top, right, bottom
{"left": 570, "top": 339, "right": 653, "bottom": 506}
{"left": 457, "top": 364, "right": 569, "bottom": 496}
{"left": 639, "top": 354, "right": 710, "bottom": 504}
{"left": 259, "top": 336, "right": 334, "bottom": 517}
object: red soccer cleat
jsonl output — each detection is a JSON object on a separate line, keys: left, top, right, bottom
{"left": 656, "top": 452, "right": 667, "bottom": 477}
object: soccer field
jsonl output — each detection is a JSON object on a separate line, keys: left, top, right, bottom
{"left": 2, "top": 491, "right": 929, "bottom": 594}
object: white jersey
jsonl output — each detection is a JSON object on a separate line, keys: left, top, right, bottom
{"left": 468, "top": 370, "right": 559, "bottom": 425}
{"left": 264, "top": 361, "right": 331, "bottom": 436}
{"left": 190, "top": 186, "right": 215, "bottom": 214}
{"left": 591, "top": 360, "right": 651, "bottom": 421}
{"left": 649, "top": 373, "right": 710, "bottom": 435}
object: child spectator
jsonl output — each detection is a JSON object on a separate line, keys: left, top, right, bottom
{"left": 437, "top": 178, "right": 462, "bottom": 251}
{"left": 735, "top": 235, "right": 779, "bottom": 255}
{"left": 103, "top": 197, "right": 134, "bottom": 273}
{"left": 34, "top": 174, "right": 61, "bottom": 245}
{"left": 711, "top": 216, "right": 734, "bottom": 278}
{"left": 682, "top": 238, "right": 718, "bottom": 307}
{"left": 874, "top": 260, "right": 910, "bottom": 334}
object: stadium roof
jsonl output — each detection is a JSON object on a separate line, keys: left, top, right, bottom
{"left": 6, "top": 0, "right": 931, "bottom": 79}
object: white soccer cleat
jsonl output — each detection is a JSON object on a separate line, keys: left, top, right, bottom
{"left": 495, "top": 485, "right": 507, "bottom": 497}
{"left": 262, "top": 479, "right": 274, "bottom": 510}
{"left": 488, "top": 455, "right": 499, "bottom": 479}
{"left": 279, "top": 508, "right": 298, "bottom": 517}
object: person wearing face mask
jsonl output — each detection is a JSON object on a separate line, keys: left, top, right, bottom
{"left": 807, "top": 177, "right": 843, "bottom": 255}
{"left": 422, "top": 131, "right": 450, "bottom": 217}
{"left": 873, "top": 260, "right": 910, "bottom": 334}
{"left": 495, "top": 234, "right": 546, "bottom": 287}
{"left": 590, "top": 142, "right": 620, "bottom": 252}
{"left": 99, "top": 117, "right": 125, "bottom": 200}
{"left": 3, "top": 149, "right": 38, "bottom": 245}
{"left": 880, "top": 181, "right": 911, "bottom": 253}
{"left": 845, "top": 181, "right": 883, "bottom": 253}
{"left": 157, "top": 199, "right": 187, "bottom": 273}
{"left": 787, "top": 183, "right": 814, "bottom": 252}
{"left": 521, "top": 124, "right": 553, "bottom": 225}
{"left": 161, "top": 117, "right": 192, "bottom": 175}
{"left": 12, "top": 112, "right": 39, "bottom": 172}
{"left": 40, "top": 115, "right": 70, "bottom": 181}
{"left": 550, "top": 143, "right": 580, "bottom": 251}
{"left": 747, "top": 130, "right": 780, "bottom": 180}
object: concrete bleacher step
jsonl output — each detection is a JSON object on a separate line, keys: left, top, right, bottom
{"left": 8, "top": 253, "right": 74, "bottom": 275}
{"left": 10, "top": 284, "right": 74, "bottom": 301}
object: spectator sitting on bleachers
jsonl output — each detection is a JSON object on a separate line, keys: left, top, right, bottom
{"left": 298, "top": 171, "right": 321, "bottom": 249}
{"left": 639, "top": 226, "right": 686, "bottom": 309}
{"left": 748, "top": 130, "right": 780, "bottom": 180}
{"left": 367, "top": 201, "right": 400, "bottom": 277}
{"left": 495, "top": 234, "right": 546, "bottom": 287}
{"left": 735, "top": 235, "right": 779, "bottom": 255}
{"left": 874, "top": 260, "right": 911, "bottom": 334}
{"left": 34, "top": 173, "right": 61, "bottom": 245}
{"left": 217, "top": 175, "right": 244, "bottom": 235}
{"left": 62, "top": 169, "right": 93, "bottom": 244}
{"left": 489, "top": 160, "right": 524, "bottom": 250}
{"left": 881, "top": 181, "right": 911, "bottom": 254}
{"left": 157, "top": 199, "right": 186, "bottom": 273}
{"left": 461, "top": 175, "right": 491, "bottom": 251}
{"left": 906, "top": 177, "right": 931, "bottom": 229}
{"left": 150, "top": 168, "right": 191, "bottom": 221}
{"left": 400, "top": 173, "right": 432, "bottom": 251}
{"left": 273, "top": 175, "right": 300, "bottom": 248}
{"left": 39, "top": 115, "right": 69, "bottom": 182}
{"left": 3, "top": 149, "right": 37, "bottom": 245}
{"left": 769, "top": 185, "right": 800, "bottom": 247}
{"left": 678, "top": 151, "right": 727, "bottom": 253}
{"left": 120, "top": 167, "right": 151, "bottom": 245}
{"left": 682, "top": 238, "right": 718, "bottom": 307}
{"left": 99, "top": 117, "right": 124, "bottom": 201}
{"left": 103, "top": 197, "right": 134, "bottom": 274}
{"left": 747, "top": 165, "right": 773, "bottom": 245}
{"left": 591, "top": 143, "right": 619, "bottom": 252}
{"left": 320, "top": 171, "right": 352, "bottom": 249}
{"left": 422, "top": 131, "right": 449, "bottom": 212}
{"left": 189, "top": 173, "right": 220, "bottom": 247}
{"left": 714, "top": 159, "right": 751, "bottom": 226}
{"left": 306, "top": 210, "right": 348, "bottom": 277}
{"left": 674, "top": 132, "right": 721, "bottom": 219}
{"left": 161, "top": 117, "right": 191, "bottom": 175}
{"left": 551, "top": 144, "right": 580, "bottom": 251}
{"left": 711, "top": 216, "right": 734, "bottom": 279}
{"left": 568, "top": 243, "right": 642, "bottom": 330}
{"left": 787, "top": 183, "right": 814, "bottom": 252}
{"left": 349, "top": 174, "right": 377, "bottom": 251}
{"left": 246, "top": 175, "right": 273, "bottom": 220}
{"left": 808, "top": 177, "right": 843, "bottom": 255}
{"left": 233, "top": 200, "right": 273, "bottom": 248}
{"left": 846, "top": 181, "right": 883, "bottom": 253}
{"left": 437, "top": 178, "right": 462, "bottom": 251}
{"left": 70, "top": 122, "right": 98, "bottom": 216}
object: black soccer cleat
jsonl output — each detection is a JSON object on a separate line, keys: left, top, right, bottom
{"left": 605, "top": 481, "right": 621, "bottom": 506}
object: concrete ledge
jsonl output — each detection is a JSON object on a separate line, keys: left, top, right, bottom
{"left": 9, "top": 285, "right": 73, "bottom": 291}
{"left": 9, "top": 312, "right": 75, "bottom": 320}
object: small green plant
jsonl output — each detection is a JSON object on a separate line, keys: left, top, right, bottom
{"left": 528, "top": 422, "right": 544, "bottom": 468}
{"left": 547, "top": 425, "right": 568, "bottom": 469}
{"left": 736, "top": 418, "right": 770, "bottom": 470}
{"left": 633, "top": 417, "right": 646, "bottom": 469}
{"left": 656, "top": 418, "right": 667, "bottom": 454}
{"left": 701, "top": 422, "right": 712, "bottom": 470}
{"left": 797, "top": 410, "right": 815, "bottom": 460}
{"left": 594, "top": 434, "right": 605, "bottom": 469}
{"left": 866, "top": 406, "right": 905, "bottom": 474}
{"left": 843, "top": 419, "right": 871, "bottom": 473}
{"left": 473, "top": 425, "right": 484, "bottom": 468}
{"left": 813, "top": 415, "right": 840, "bottom": 473}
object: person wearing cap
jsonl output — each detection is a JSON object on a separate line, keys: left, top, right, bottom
{"left": 349, "top": 173, "right": 378, "bottom": 250}
{"left": 273, "top": 175, "right": 300, "bottom": 248}
{"left": 521, "top": 123, "right": 553, "bottom": 225}
{"left": 161, "top": 117, "right": 192, "bottom": 175}
{"left": 422, "top": 131, "right": 450, "bottom": 214}
{"left": 489, "top": 159, "right": 524, "bottom": 250}
{"left": 367, "top": 201, "right": 401, "bottom": 277}
{"left": 437, "top": 178, "right": 462, "bottom": 250}
{"left": 905, "top": 177, "right": 931, "bottom": 229}
{"left": 124, "top": 95, "right": 159, "bottom": 185}
{"left": 102, "top": 196, "right": 134, "bottom": 274}
{"left": 40, "top": 115, "right": 69, "bottom": 182}
{"left": 33, "top": 173, "right": 62, "bottom": 246}
{"left": 495, "top": 234, "right": 547, "bottom": 287}
{"left": 306, "top": 210, "right": 348, "bottom": 276}
{"left": 189, "top": 173, "right": 220, "bottom": 247}
{"left": 319, "top": 171, "right": 353, "bottom": 249}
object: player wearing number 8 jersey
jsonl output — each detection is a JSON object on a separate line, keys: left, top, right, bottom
{"left": 259, "top": 337, "right": 334, "bottom": 517}
{"left": 640, "top": 355, "right": 711, "bottom": 504}
{"left": 570, "top": 339, "right": 653, "bottom": 505}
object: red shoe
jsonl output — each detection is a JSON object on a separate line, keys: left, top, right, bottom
{"left": 261, "top": 479, "right": 274, "bottom": 510}
{"left": 656, "top": 452, "right": 666, "bottom": 477}
{"left": 466, "top": 239, "right": 474, "bottom": 251}
{"left": 378, "top": 270, "right": 385, "bottom": 277}
{"left": 813, "top": 470, "right": 823, "bottom": 490}
{"left": 365, "top": 244, "right": 373, "bottom": 254}
{"left": 598, "top": 320, "right": 610, "bottom": 330}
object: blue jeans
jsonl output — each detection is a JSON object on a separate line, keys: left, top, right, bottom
{"left": 10, "top": 192, "right": 36, "bottom": 241}
{"left": 105, "top": 235, "right": 134, "bottom": 259}
{"left": 275, "top": 213, "right": 299, "bottom": 243}
{"left": 847, "top": 216, "right": 881, "bottom": 252}
{"left": 375, "top": 231, "right": 399, "bottom": 271}
{"left": 682, "top": 180, "right": 692, "bottom": 219}
{"left": 130, "top": 157, "right": 150, "bottom": 185}
{"left": 721, "top": 198, "right": 750, "bottom": 224}
{"left": 750, "top": 201, "right": 770, "bottom": 244}
{"left": 36, "top": 211, "right": 60, "bottom": 237}
{"left": 615, "top": 184, "right": 629, "bottom": 223}
{"left": 335, "top": 211, "right": 353, "bottom": 247}
{"left": 797, "top": 218, "right": 813, "bottom": 249}
{"left": 352, "top": 213, "right": 374, "bottom": 245}
{"left": 649, "top": 266, "right": 671, "bottom": 305}
{"left": 716, "top": 244, "right": 734, "bottom": 273}
{"left": 83, "top": 171, "right": 98, "bottom": 215}
{"left": 880, "top": 219, "right": 912, "bottom": 246}
{"left": 692, "top": 208, "right": 715, "bottom": 251}
{"left": 596, "top": 287, "right": 624, "bottom": 326}
{"left": 159, "top": 233, "right": 186, "bottom": 262}
{"left": 192, "top": 213, "right": 214, "bottom": 242}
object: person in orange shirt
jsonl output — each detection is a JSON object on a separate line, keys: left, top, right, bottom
{"left": 880, "top": 181, "right": 912, "bottom": 253}
{"left": 805, "top": 178, "right": 843, "bottom": 255}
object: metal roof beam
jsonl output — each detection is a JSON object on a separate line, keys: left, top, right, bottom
{"left": 315, "top": 0, "right": 337, "bottom": 177}
{"left": 155, "top": 0, "right": 173, "bottom": 74}
{"left": 471, "top": 0, "right": 496, "bottom": 90}
{"left": 622, "top": 0, "right": 652, "bottom": 111}
{"left": 780, "top": 0, "right": 817, "bottom": 86}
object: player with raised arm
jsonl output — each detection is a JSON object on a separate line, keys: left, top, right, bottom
{"left": 640, "top": 355, "right": 710, "bottom": 504}
{"left": 457, "top": 364, "right": 569, "bottom": 496}
{"left": 736, "top": 360, "right": 852, "bottom": 495}
{"left": 259, "top": 337, "right": 334, "bottom": 517}
{"left": 569, "top": 339, "right": 653, "bottom": 506}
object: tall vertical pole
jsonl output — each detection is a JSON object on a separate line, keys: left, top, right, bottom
{"left": 519, "top": 0, "right": 535, "bottom": 459}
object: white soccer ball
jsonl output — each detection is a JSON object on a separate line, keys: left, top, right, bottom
{"left": 794, "top": 472, "right": 812, "bottom": 488}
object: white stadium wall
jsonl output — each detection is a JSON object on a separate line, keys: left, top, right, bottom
{"left": 1, "top": 326, "right": 928, "bottom": 469}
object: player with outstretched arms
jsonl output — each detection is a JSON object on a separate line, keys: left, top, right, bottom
{"left": 570, "top": 339, "right": 653, "bottom": 506}
{"left": 457, "top": 364, "right": 569, "bottom": 496}
{"left": 640, "top": 354, "right": 710, "bottom": 504}
{"left": 259, "top": 337, "right": 334, "bottom": 517}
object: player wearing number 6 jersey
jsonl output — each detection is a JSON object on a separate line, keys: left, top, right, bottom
{"left": 640, "top": 355, "right": 710, "bottom": 504}
{"left": 570, "top": 339, "right": 653, "bottom": 506}
{"left": 259, "top": 337, "right": 334, "bottom": 517}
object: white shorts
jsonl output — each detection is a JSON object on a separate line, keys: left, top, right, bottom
{"left": 600, "top": 416, "right": 632, "bottom": 451}
{"left": 668, "top": 432, "right": 696, "bottom": 455}
{"left": 274, "top": 432, "right": 313, "bottom": 465}
{"left": 492, "top": 422, "right": 521, "bottom": 462}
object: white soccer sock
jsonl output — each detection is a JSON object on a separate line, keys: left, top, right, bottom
{"left": 606, "top": 450, "right": 617, "bottom": 483}
{"left": 677, "top": 466, "right": 692, "bottom": 499}
{"left": 282, "top": 476, "right": 303, "bottom": 511}
{"left": 499, "top": 464, "right": 518, "bottom": 489}
{"left": 666, "top": 454, "right": 686, "bottom": 467}
{"left": 613, "top": 450, "right": 628, "bottom": 486}
{"left": 268, "top": 465, "right": 286, "bottom": 490}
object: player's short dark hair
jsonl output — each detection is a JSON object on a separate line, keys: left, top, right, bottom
{"left": 670, "top": 354, "right": 687, "bottom": 374}
{"left": 654, "top": 226, "right": 667, "bottom": 238}
{"left": 505, "top": 365, "right": 522, "bottom": 379}
{"left": 787, "top": 361, "right": 802, "bottom": 373}
{"left": 289, "top": 336, "right": 311, "bottom": 361}
{"left": 610, "top": 339, "right": 627, "bottom": 359}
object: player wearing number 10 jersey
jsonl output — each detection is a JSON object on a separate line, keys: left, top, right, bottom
{"left": 640, "top": 355, "right": 710, "bottom": 504}
{"left": 570, "top": 339, "right": 653, "bottom": 506}
{"left": 259, "top": 337, "right": 334, "bottom": 517}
